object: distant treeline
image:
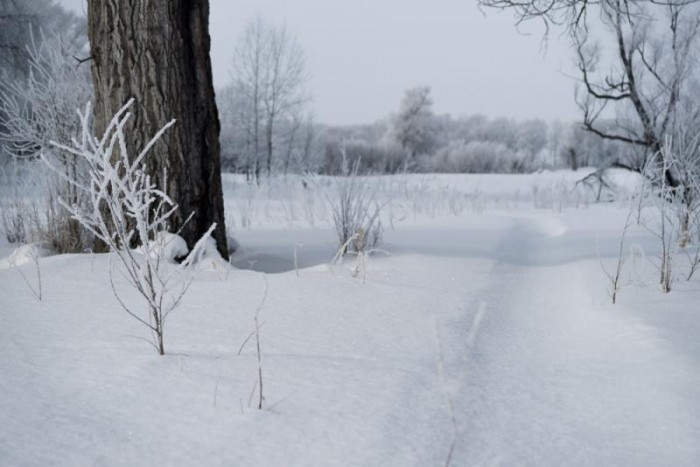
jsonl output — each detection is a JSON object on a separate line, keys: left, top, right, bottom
{"left": 218, "top": 87, "right": 630, "bottom": 176}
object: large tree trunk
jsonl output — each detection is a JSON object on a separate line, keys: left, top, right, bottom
{"left": 87, "top": 0, "right": 228, "bottom": 260}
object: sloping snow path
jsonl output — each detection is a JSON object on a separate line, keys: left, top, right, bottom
{"left": 434, "top": 216, "right": 700, "bottom": 465}
{"left": 1, "top": 209, "right": 699, "bottom": 466}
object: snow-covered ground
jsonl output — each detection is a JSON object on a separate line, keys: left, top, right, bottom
{"left": 1, "top": 171, "right": 699, "bottom": 466}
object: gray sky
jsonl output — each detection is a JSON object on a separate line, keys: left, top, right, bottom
{"left": 59, "top": 0, "right": 579, "bottom": 125}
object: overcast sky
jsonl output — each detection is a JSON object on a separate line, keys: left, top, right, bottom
{"left": 59, "top": 0, "right": 579, "bottom": 125}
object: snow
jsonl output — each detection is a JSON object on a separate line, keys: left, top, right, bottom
{"left": 147, "top": 232, "right": 189, "bottom": 263}
{"left": 0, "top": 242, "right": 54, "bottom": 269}
{"left": 1, "top": 171, "right": 699, "bottom": 466}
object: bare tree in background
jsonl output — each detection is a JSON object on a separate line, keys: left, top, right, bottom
{"left": 573, "top": 1, "right": 700, "bottom": 243}
{"left": 87, "top": 0, "right": 229, "bottom": 260}
{"left": 281, "top": 111, "right": 302, "bottom": 176}
{"left": 228, "top": 17, "right": 265, "bottom": 180}
{"left": 479, "top": 0, "right": 700, "bottom": 34}
{"left": 482, "top": 0, "right": 700, "bottom": 285}
{"left": 572, "top": 1, "right": 700, "bottom": 176}
{"left": 223, "top": 17, "right": 308, "bottom": 180}
{"left": 262, "top": 23, "right": 307, "bottom": 176}
{"left": 482, "top": 0, "right": 700, "bottom": 189}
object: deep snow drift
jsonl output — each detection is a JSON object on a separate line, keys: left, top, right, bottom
{"left": 1, "top": 171, "right": 699, "bottom": 466}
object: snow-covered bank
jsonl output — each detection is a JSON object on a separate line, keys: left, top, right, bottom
{"left": 1, "top": 172, "right": 699, "bottom": 466}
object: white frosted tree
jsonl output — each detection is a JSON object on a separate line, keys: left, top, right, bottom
{"left": 388, "top": 86, "right": 438, "bottom": 168}
{"left": 0, "top": 30, "right": 92, "bottom": 251}
{"left": 483, "top": 0, "right": 700, "bottom": 256}
{"left": 482, "top": 0, "right": 700, "bottom": 183}
{"left": 0, "top": 31, "right": 91, "bottom": 163}
{"left": 0, "top": 0, "right": 85, "bottom": 85}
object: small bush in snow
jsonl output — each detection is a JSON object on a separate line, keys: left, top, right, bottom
{"left": 638, "top": 136, "right": 696, "bottom": 293}
{"left": 49, "top": 100, "right": 217, "bottom": 355}
{"left": 325, "top": 147, "right": 384, "bottom": 254}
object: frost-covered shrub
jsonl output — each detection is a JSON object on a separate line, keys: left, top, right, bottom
{"left": 49, "top": 100, "right": 217, "bottom": 355}
{"left": 430, "top": 140, "right": 516, "bottom": 173}
{"left": 387, "top": 86, "right": 438, "bottom": 163}
{"left": 146, "top": 232, "right": 189, "bottom": 263}
{"left": 0, "top": 31, "right": 92, "bottom": 252}
{"left": 326, "top": 150, "right": 384, "bottom": 254}
{"left": 321, "top": 138, "right": 404, "bottom": 175}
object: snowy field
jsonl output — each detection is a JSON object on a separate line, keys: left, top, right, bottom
{"left": 2, "top": 170, "right": 700, "bottom": 466}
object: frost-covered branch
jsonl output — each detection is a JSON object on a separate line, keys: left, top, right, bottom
{"left": 0, "top": 29, "right": 92, "bottom": 251}
{"left": 47, "top": 100, "right": 217, "bottom": 355}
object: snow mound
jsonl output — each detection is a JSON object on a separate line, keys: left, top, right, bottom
{"left": 603, "top": 168, "right": 646, "bottom": 193}
{"left": 537, "top": 217, "right": 567, "bottom": 237}
{"left": 191, "top": 236, "right": 231, "bottom": 272}
{"left": 516, "top": 216, "right": 567, "bottom": 238}
{"left": 146, "top": 231, "right": 238, "bottom": 265}
{"left": 0, "top": 242, "right": 54, "bottom": 270}
{"left": 142, "top": 230, "right": 233, "bottom": 271}
{"left": 147, "top": 232, "right": 189, "bottom": 263}
{"left": 202, "top": 236, "right": 218, "bottom": 258}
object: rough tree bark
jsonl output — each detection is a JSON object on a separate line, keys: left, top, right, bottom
{"left": 87, "top": 0, "right": 228, "bottom": 259}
